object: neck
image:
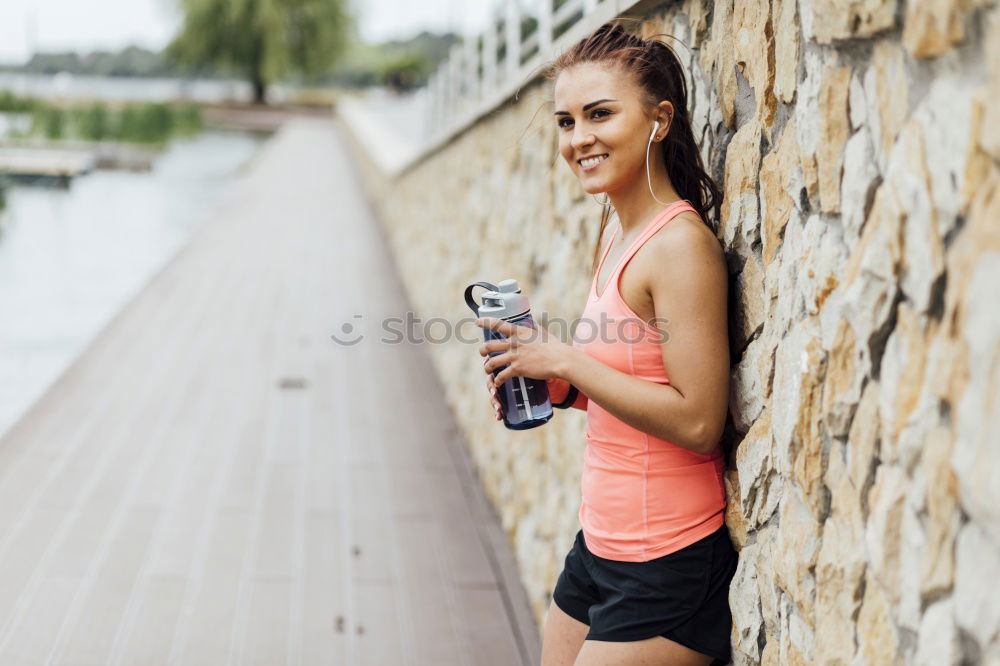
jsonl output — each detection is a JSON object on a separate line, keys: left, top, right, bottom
{"left": 607, "top": 155, "right": 681, "bottom": 238}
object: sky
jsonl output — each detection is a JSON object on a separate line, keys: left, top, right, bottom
{"left": 0, "top": 0, "right": 496, "bottom": 65}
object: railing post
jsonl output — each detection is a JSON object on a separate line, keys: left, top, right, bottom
{"left": 538, "top": 0, "right": 553, "bottom": 56}
{"left": 449, "top": 43, "right": 464, "bottom": 123}
{"left": 505, "top": 0, "right": 521, "bottom": 78}
{"left": 464, "top": 33, "right": 479, "bottom": 107}
{"left": 426, "top": 71, "right": 437, "bottom": 135}
{"left": 483, "top": 15, "right": 498, "bottom": 93}
{"left": 431, "top": 71, "right": 444, "bottom": 135}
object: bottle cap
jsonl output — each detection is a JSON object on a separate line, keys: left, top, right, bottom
{"left": 475, "top": 280, "right": 530, "bottom": 320}
{"left": 497, "top": 279, "right": 520, "bottom": 293}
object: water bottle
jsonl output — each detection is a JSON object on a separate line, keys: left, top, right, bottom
{"left": 464, "top": 279, "right": 553, "bottom": 430}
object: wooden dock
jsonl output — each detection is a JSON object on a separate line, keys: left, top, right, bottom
{"left": 0, "top": 118, "right": 541, "bottom": 665}
{"left": 0, "top": 147, "right": 96, "bottom": 180}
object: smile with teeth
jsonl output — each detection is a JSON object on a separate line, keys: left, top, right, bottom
{"left": 579, "top": 154, "right": 608, "bottom": 171}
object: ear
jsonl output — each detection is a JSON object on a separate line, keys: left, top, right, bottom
{"left": 654, "top": 101, "right": 674, "bottom": 141}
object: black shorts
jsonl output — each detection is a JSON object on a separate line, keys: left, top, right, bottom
{"left": 551, "top": 524, "right": 738, "bottom": 665}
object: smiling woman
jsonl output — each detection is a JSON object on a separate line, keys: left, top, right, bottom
{"left": 547, "top": 27, "right": 721, "bottom": 273}
{"left": 477, "top": 22, "right": 735, "bottom": 666}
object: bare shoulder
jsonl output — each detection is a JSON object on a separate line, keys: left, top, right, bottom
{"left": 641, "top": 210, "right": 725, "bottom": 281}
{"left": 650, "top": 210, "right": 720, "bottom": 253}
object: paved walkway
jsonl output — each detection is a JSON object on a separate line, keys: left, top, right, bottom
{"left": 0, "top": 118, "right": 540, "bottom": 665}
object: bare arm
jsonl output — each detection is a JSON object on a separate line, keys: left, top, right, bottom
{"left": 557, "top": 218, "right": 729, "bottom": 455}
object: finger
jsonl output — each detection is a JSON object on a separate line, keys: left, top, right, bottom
{"left": 484, "top": 352, "right": 513, "bottom": 375}
{"left": 476, "top": 317, "right": 517, "bottom": 337}
{"left": 479, "top": 340, "right": 512, "bottom": 356}
{"left": 493, "top": 367, "right": 513, "bottom": 387}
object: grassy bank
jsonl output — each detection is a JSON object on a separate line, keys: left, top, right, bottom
{"left": 0, "top": 92, "right": 202, "bottom": 144}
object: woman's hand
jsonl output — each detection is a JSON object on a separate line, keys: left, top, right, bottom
{"left": 484, "top": 356, "right": 502, "bottom": 420}
{"left": 477, "top": 317, "right": 575, "bottom": 388}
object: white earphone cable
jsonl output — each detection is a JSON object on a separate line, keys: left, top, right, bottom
{"left": 646, "top": 120, "right": 671, "bottom": 206}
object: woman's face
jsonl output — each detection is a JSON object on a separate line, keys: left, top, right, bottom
{"left": 553, "top": 62, "right": 658, "bottom": 195}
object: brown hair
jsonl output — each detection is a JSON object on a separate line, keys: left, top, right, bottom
{"left": 543, "top": 23, "right": 722, "bottom": 272}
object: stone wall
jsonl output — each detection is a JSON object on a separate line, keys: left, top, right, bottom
{"left": 352, "top": 1, "right": 1000, "bottom": 662}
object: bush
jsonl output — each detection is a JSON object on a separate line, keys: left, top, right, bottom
{"left": 9, "top": 97, "right": 204, "bottom": 144}
{"left": 0, "top": 91, "right": 35, "bottom": 113}
{"left": 376, "top": 52, "right": 430, "bottom": 92}
{"left": 118, "top": 103, "right": 173, "bottom": 144}
{"left": 73, "top": 103, "right": 110, "bottom": 141}
{"left": 38, "top": 107, "right": 65, "bottom": 140}
{"left": 173, "top": 103, "right": 203, "bottom": 135}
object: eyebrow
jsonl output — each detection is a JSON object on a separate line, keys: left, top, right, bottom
{"left": 553, "top": 98, "right": 618, "bottom": 116}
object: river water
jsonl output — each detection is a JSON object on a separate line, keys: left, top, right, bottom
{"left": 0, "top": 129, "right": 264, "bottom": 438}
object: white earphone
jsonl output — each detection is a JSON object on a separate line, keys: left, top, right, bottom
{"left": 646, "top": 120, "right": 670, "bottom": 205}
{"left": 651, "top": 113, "right": 671, "bottom": 140}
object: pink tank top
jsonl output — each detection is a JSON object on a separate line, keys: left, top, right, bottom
{"left": 572, "top": 200, "right": 726, "bottom": 562}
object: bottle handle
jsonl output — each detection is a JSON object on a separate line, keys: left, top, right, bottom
{"left": 464, "top": 281, "right": 498, "bottom": 315}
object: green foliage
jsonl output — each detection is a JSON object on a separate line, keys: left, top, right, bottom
{"left": 377, "top": 31, "right": 458, "bottom": 68}
{"left": 39, "top": 107, "right": 65, "bottom": 140}
{"left": 0, "top": 91, "right": 36, "bottom": 113}
{"left": 173, "top": 104, "right": 203, "bottom": 134}
{"left": 11, "top": 98, "right": 203, "bottom": 144}
{"left": 81, "top": 46, "right": 174, "bottom": 77}
{"left": 375, "top": 52, "right": 430, "bottom": 92}
{"left": 328, "top": 30, "right": 458, "bottom": 90}
{"left": 168, "top": 0, "right": 353, "bottom": 102}
{"left": 18, "top": 47, "right": 177, "bottom": 77}
{"left": 20, "top": 52, "right": 82, "bottom": 75}
{"left": 118, "top": 103, "right": 174, "bottom": 143}
{"left": 73, "top": 103, "right": 110, "bottom": 141}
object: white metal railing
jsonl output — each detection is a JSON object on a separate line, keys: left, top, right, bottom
{"left": 424, "top": 0, "right": 611, "bottom": 141}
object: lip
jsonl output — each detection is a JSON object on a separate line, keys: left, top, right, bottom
{"left": 578, "top": 154, "right": 609, "bottom": 172}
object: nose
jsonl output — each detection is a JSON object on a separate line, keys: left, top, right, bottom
{"left": 571, "top": 127, "right": 595, "bottom": 153}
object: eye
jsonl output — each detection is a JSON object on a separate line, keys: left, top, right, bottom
{"left": 557, "top": 108, "right": 611, "bottom": 130}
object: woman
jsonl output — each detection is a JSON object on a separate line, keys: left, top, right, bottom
{"left": 477, "top": 24, "right": 737, "bottom": 666}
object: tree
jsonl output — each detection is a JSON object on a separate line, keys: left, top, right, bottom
{"left": 168, "top": 0, "right": 352, "bottom": 104}
{"left": 377, "top": 52, "right": 430, "bottom": 93}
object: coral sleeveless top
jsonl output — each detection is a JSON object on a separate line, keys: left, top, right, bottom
{"left": 572, "top": 200, "right": 726, "bottom": 562}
